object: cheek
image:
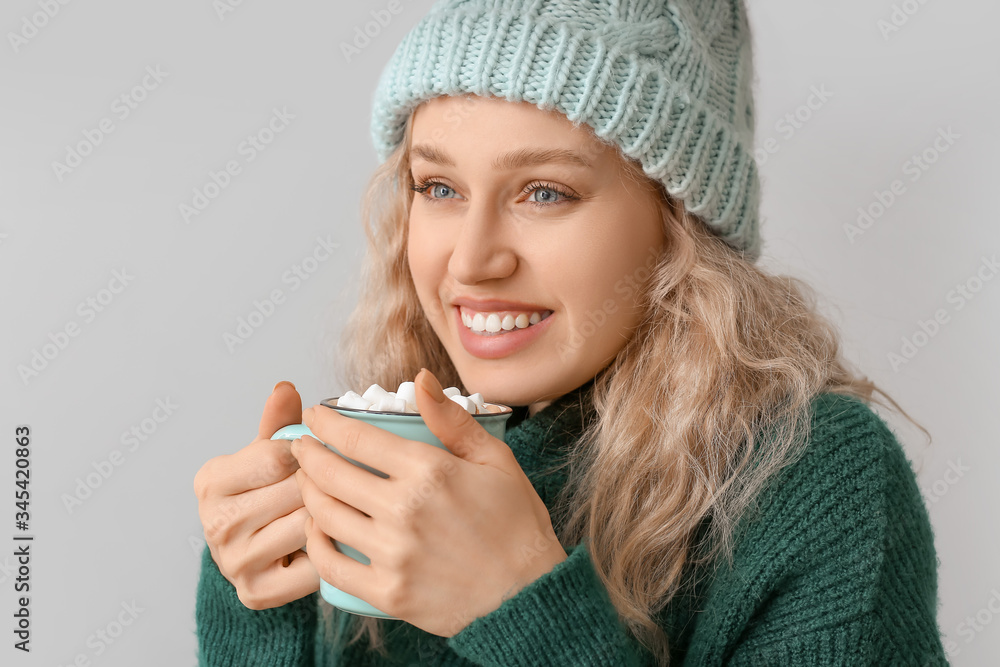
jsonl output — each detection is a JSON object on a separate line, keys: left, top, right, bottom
{"left": 580, "top": 270, "right": 639, "bottom": 336}
{"left": 406, "top": 220, "right": 431, "bottom": 290}
{"left": 566, "top": 234, "right": 660, "bottom": 339}
{"left": 407, "top": 218, "right": 449, "bottom": 306}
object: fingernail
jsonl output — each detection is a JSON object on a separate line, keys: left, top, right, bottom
{"left": 419, "top": 368, "right": 447, "bottom": 403}
{"left": 273, "top": 380, "right": 296, "bottom": 393}
{"left": 290, "top": 438, "right": 301, "bottom": 457}
{"left": 303, "top": 407, "right": 315, "bottom": 424}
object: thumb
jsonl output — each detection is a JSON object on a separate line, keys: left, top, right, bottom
{"left": 257, "top": 380, "right": 304, "bottom": 441}
{"left": 415, "top": 368, "right": 500, "bottom": 465}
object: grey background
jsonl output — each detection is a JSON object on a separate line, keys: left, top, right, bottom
{"left": 1, "top": 0, "right": 997, "bottom": 664}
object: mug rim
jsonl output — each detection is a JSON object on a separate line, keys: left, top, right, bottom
{"left": 320, "top": 396, "right": 514, "bottom": 417}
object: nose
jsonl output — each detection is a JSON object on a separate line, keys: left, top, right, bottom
{"left": 447, "top": 201, "right": 517, "bottom": 285}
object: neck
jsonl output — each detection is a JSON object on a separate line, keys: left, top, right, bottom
{"left": 527, "top": 400, "right": 553, "bottom": 418}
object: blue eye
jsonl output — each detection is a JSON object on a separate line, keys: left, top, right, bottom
{"left": 429, "top": 183, "right": 458, "bottom": 199}
{"left": 410, "top": 179, "right": 459, "bottom": 201}
{"left": 527, "top": 186, "right": 564, "bottom": 204}
{"left": 522, "top": 181, "right": 577, "bottom": 207}
{"left": 409, "top": 178, "right": 578, "bottom": 207}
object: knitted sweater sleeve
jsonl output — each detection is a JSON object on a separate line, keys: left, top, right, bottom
{"left": 446, "top": 394, "right": 950, "bottom": 667}
{"left": 689, "top": 394, "right": 950, "bottom": 666}
{"left": 195, "top": 544, "right": 319, "bottom": 666}
{"left": 445, "top": 541, "right": 654, "bottom": 666}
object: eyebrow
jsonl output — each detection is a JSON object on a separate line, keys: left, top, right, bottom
{"left": 410, "top": 144, "right": 592, "bottom": 170}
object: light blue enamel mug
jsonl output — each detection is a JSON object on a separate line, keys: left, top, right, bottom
{"left": 271, "top": 395, "right": 513, "bottom": 619}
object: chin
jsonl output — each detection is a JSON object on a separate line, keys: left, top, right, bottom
{"left": 451, "top": 364, "right": 550, "bottom": 408}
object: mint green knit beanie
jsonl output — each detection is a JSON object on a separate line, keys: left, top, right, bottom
{"left": 370, "top": 0, "right": 762, "bottom": 263}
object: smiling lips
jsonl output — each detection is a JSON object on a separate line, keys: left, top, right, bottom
{"left": 450, "top": 305, "right": 554, "bottom": 359}
{"left": 448, "top": 296, "right": 555, "bottom": 358}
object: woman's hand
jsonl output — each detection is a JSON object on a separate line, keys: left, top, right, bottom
{"left": 194, "top": 381, "right": 320, "bottom": 610}
{"left": 291, "top": 369, "right": 567, "bottom": 637}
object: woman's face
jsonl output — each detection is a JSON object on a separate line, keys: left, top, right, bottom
{"left": 407, "top": 94, "right": 666, "bottom": 414}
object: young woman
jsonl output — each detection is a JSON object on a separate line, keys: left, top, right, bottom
{"left": 194, "top": 1, "right": 948, "bottom": 664}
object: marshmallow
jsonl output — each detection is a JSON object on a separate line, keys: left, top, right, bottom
{"left": 395, "top": 381, "right": 418, "bottom": 412}
{"left": 362, "top": 383, "right": 391, "bottom": 405}
{"left": 338, "top": 380, "right": 495, "bottom": 415}
{"left": 448, "top": 394, "right": 476, "bottom": 414}
{"left": 337, "top": 390, "right": 371, "bottom": 410}
{"left": 373, "top": 393, "right": 408, "bottom": 412}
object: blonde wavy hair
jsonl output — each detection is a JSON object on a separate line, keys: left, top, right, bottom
{"left": 319, "top": 108, "right": 930, "bottom": 664}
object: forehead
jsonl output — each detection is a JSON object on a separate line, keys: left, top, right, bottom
{"left": 409, "top": 95, "right": 618, "bottom": 166}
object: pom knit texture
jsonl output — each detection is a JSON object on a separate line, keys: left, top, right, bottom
{"left": 194, "top": 388, "right": 948, "bottom": 665}
{"left": 369, "top": 0, "right": 763, "bottom": 262}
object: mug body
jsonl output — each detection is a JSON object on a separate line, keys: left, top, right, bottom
{"left": 271, "top": 396, "right": 512, "bottom": 619}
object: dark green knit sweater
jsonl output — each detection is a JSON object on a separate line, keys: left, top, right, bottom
{"left": 195, "top": 387, "right": 949, "bottom": 665}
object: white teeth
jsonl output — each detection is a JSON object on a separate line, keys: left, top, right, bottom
{"left": 461, "top": 307, "right": 550, "bottom": 334}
